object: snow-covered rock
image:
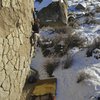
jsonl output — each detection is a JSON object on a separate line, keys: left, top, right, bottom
{"left": 76, "top": 1, "right": 87, "bottom": 11}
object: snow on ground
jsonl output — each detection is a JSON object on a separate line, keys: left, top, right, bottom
{"left": 31, "top": 0, "right": 100, "bottom": 100}
{"left": 31, "top": 30, "right": 100, "bottom": 100}
{"left": 31, "top": 48, "right": 48, "bottom": 79}
{"left": 31, "top": 46, "right": 100, "bottom": 100}
{"left": 75, "top": 24, "right": 100, "bottom": 45}
{"left": 53, "top": 48, "right": 100, "bottom": 100}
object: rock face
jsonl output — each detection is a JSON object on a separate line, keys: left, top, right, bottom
{"left": 0, "top": 0, "right": 34, "bottom": 100}
{"left": 36, "top": 0, "right": 68, "bottom": 27}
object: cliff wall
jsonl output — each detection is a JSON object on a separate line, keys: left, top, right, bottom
{"left": 0, "top": 0, "right": 33, "bottom": 100}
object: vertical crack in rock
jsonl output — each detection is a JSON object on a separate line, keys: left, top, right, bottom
{"left": 0, "top": 0, "right": 34, "bottom": 100}
{"left": 2, "top": 76, "right": 11, "bottom": 91}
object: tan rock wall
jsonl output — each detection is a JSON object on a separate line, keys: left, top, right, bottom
{"left": 0, "top": 0, "right": 34, "bottom": 100}
{"left": 59, "top": 0, "right": 68, "bottom": 25}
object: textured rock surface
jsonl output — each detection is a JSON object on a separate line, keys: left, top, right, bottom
{"left": 0, "top": 0, "right": 34, "bottom": 100}
{"left": 37, "top": 1, "right": 68, "bottom": 27}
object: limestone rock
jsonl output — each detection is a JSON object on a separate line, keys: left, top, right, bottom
{"left": 19, "top": 33, "right": 24, "bottom": 45}
{"left": 3, "top": 55, "right": 8, "bottom": 65}
{"left": 7, "top": 49, "right": 15, "bottom": 61}
{"left": 2, "top": 0, "right": 10, "bottom": 7}
{"left": 9, "top": 83, "right": 17, "bottom": 100}
{"left": 0, "top": 61, "right": 3, "bottom": 71}
{"left": 15, "top": 56, "right": 20, "bottom": 70}
{"left": 19, "top": 56, "right": 25, "bottom": 70}
{"left": 0, "top": 87, "right": 9, "bottom": 100}
{"left": 0, "top": 54, "right": 2, "bottom": 62}
{"left": 0, "top": 0, "right": 34, "bottom": 100}
{"left": 0, "top": 70, "right": 5, "bottom": 86}
{"left": 9, "top": 71, "right": 17, "bottom": 85}
{"left": 0, "top": 37, "right": 3, "bottom": 44}
{"left": 2, "top": 76, "right": 10, "bottom": 91}
{"left": 10, "top": 56, "right": 17, "bottom": 67}
{"left": 20, "top": 68, "right": 26, "bottom": 86}
{"left": 7, "top": 34, "right": 14, "bottom": 46}
{"left": 13, "top": 37, "right": 20, "bottom": 51}
{"left": 5, "top": 62, "right": 14, "bottom": 75}
{"left": 3, "top": 39, "right": 9, "bottom": 55}
{"left": 0, "top": 44, "right": 3, "bottom": 55}
{"left": 12, "top": 30, "right": 19, "bottom": 38}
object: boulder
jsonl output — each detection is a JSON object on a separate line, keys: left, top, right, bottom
{"left": 76, "top": 2, "right": 86, "bottom": 11}
{"left": 35, "top": 0, "right": 68, "bottom": 27}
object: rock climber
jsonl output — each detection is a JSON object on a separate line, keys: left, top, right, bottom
{"left": 30, "top": 18, "right": 42, "bottom": 57}
{"left": 30, "top": 18, "right": 42, "bottom": 47}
